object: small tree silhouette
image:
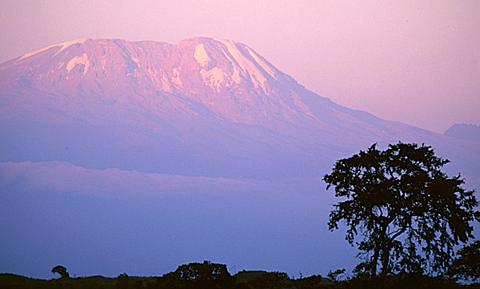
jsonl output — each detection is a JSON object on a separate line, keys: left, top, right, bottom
{"left": 51, "top": 265, "right": 70, "bottom": 279}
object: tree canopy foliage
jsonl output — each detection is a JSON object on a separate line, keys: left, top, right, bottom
{"left": 324, "top": 142, "right": 479, "bottom": 277}
{"left": 51, "top": 265, "right": 69, "bottom": 279}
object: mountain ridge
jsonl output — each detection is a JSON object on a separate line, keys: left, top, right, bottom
{"left": 2, "top": 37, "right": 302, "bottom": 127}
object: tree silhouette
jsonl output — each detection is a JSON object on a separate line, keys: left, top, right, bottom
{"left": 449, "top": 240, "right": 480, "bottom": 282}
{"left": 51, "top": 265, "right": 69, "bottom": 279}
{"left": 324, "top": 142, "right": 479, "bottom": 277}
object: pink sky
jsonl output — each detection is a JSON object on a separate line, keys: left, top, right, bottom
{"left": 0, "top": 0, "right": 478, "bottom": 132}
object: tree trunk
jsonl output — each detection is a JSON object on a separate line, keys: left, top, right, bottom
{"left": 380, "top": 240, "right": 391, "bottom": 276}
{"left": 371, "top": 246, "right": 380, "bottom": 277}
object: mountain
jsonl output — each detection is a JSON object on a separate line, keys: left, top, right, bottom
{"left": 445, "top": 123, "right": 480, "bottom": 143}
{"left": 2, "top": 37, "right": 477, "bottom": 179}
{"left": 0, "top": 37, "right": 479, "bottom": 277}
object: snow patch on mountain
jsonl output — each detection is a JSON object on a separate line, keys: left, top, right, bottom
{"left": 172, "top": 67, "right": 183, "bottom": 87}
{"left": 200, "top": 67, "right": 226, "bottom": 91}
{"left": 194, "top": 44, "right": 210, "bottom": 67}
{"left": 217, "top": 39, "right": 269, "bottom": 89}
{"left": 66, "top": 53, "right": 90, "bottom": 74}
{"left": 20, "top": 38, "right": 88, "bottom": 60}
{"left": 245, "top": 47, "right": 277, "bottom": 79}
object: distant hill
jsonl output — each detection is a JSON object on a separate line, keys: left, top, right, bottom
{"left": 445, "top": 123, "right": 480, "bottom": 142}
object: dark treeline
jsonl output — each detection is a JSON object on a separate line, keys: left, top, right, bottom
{"left": 1, "top": 260, "right": 479, "bottom": 289}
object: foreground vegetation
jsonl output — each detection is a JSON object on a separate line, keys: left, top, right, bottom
{"left": 1, "top": 261, "right": 479, "bottom": 289}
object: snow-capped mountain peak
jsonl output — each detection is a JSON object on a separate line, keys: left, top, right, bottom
{"left": 2, "top": 37, "right": 308, "bottom": 125}
{"left": 12, "top": 37, "right": 284, "bottom": 94}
